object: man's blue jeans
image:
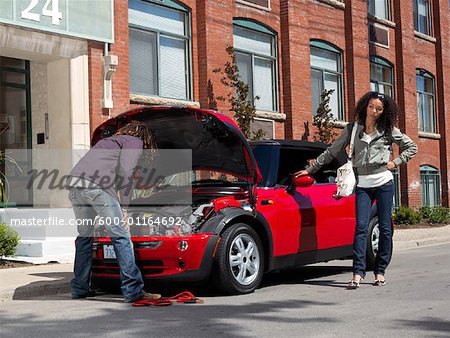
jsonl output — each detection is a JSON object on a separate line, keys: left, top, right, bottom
{"left": 354, "top": 180, "right": 394, "bottom": 278}
{"left": 68, "top": 187, "right": 144, "bottom": 301}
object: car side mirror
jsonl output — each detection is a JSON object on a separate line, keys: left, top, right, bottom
{"left": 292, "top": 175, "right": 314, "bottom": 187}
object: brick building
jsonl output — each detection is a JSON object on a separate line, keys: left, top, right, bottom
{"left": 86, "top": 0, "right": 449, "bottom": 209}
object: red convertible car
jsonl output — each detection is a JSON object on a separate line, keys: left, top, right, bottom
{"left": 90, "top": 107, "right": 381, "bottom": 294}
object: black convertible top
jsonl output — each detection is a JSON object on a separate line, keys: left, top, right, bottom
{"left": 249, "top": 139, "right": 329, "bottom": 152}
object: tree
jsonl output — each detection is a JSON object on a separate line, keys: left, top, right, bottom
{"left": 312, "top": 89, "right": 337, "bottom": 144}
{"left": 212, "top": 46, "right": 265, "bottom": 140}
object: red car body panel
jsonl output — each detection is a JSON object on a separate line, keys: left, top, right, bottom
{"left": 93, "top": 234, "right": 213, "bottom": 278}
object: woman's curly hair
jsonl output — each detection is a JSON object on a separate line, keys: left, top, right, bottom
{"left": 354, "top": 91, "right": 399, "bottom": 138}
{"left": 115, "top": 120, "right": 158, "bottom": 160}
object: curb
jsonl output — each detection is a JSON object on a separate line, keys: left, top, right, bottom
{"left": 0, "top": 263, "right": 73, "bottom": 302}
{"left": 0, "top": 281, "right": 70, "bottom": 303}
{"left": 394, "top": 238, "right": 450, "bottom": 251}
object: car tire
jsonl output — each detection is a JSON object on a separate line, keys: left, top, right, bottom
{"left": 212, "top": 223, "right": 264, "bottom": 294}
{"left": 366, "top": 216, "right": 379, "bottom": 271}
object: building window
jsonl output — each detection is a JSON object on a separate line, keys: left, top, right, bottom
{"left": 367, "top": 0, "right": 391, "bottom": 20}
{"left": 310, "top": 40, "right": 344, "bottom": 121}
{"left": 370, "top": 56, "right": 394, "bottom": 98}
{"left": 414, "top": 0, "right": 432, "bottom": 36}
{"left": 416, "top": 69, "right": 436, "bottom": 133}
{"left": 128, "top": 0, "right": 191, "bottom": 100}
{"left": 420, "top": 165, "right": 440, "bottom": 206}
{"left": 233, "top": 19, "right": 278, "bottom": 112}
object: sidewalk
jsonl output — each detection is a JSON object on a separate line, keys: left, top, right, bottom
{"left": 1, "top": 225, "right": 449, "bottom": 302}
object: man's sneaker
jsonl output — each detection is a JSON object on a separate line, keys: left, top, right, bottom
{"left": 72, "top": 290, "right": 96, "bottom": 299}
{"left": 125, "top": 291, "right": 161, "bottom": 303}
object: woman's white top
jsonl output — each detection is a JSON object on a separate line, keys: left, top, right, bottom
{"left": 357, "top": 129, "right": 393, "bottom": 188}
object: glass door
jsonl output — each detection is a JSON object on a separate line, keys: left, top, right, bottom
{"left": 0, "top": 56, "right": 32, "bottom": 207}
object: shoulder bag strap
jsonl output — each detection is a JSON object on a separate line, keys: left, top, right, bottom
{"left": 348, "top": 122, "right": 358, "bottom": 160}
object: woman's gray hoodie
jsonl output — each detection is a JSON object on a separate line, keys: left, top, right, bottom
{"left": 307, "top": 122, "right": 418, "bottom": 176}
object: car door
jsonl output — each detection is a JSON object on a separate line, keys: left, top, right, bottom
{"left": 273, "top": 181, "right": 355, "bottom": 254}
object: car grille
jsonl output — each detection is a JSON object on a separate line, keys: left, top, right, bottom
{"left": 92, "top": 259, "right": 165, "bottom": 275}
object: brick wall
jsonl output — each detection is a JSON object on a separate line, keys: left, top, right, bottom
{"left": 85, "top": 0, "right": 450, "bottom": 207}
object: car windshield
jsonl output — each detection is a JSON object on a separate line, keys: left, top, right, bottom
{"left": 251, "top": 143, "right": 344, "bottom": 187}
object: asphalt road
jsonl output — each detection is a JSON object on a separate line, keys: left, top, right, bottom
{"left": 1, "top": 243, "right": 449, "bottom": 338}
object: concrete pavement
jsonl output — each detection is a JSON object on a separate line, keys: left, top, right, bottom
{"left": 1, "top": 225, "right": 449, "bottom": 302}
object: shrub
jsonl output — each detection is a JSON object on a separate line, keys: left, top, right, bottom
{"left": 427, "top": 207, "right": 450, "bottom": 224}
{"left": 392, "top": 206, "right": 422, "bottom": 225}
{"left": 0, "top": 222, "right": 20, "bottom": 258}
{"left": 419, "top": 206, "right": 433, "bottom": 220}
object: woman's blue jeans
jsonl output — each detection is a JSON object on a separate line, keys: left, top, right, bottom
{"left": 68, "top": 187, "right": 144, "bottom": 301}
{"left": 354, "top": 180, "right": 394, "bottom": 278}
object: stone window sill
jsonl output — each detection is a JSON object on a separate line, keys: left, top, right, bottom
{"left": 130, "top": 94, "right": 200, "bottom": 108}
{"left": 419, "top": 131, "right": 440, "bottom": 139}
{"left": 255, "top": 110, "right": 286, "bottom": 122}
{"left": 367, "top": 14, "right": 396, "bottom": 28}
{"left": 414, "top": 31, "right": 436, "bottom": 43}
{"left": 316, "top": 0, "right": 345, "bottom": 10}
{"left": 236, "top": 0, "right": 271, "bottom": 12}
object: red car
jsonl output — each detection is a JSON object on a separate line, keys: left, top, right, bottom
{"left": 90, "top": 107, "right": 381, "bottom": 294}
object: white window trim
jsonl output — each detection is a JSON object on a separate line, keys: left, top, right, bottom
{"left": 369, "top": 22, "right": 390, "bottom": 49}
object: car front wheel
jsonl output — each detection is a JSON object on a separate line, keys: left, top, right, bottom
{"left": 213, "top": 223, "right": 264, "bottom": 294}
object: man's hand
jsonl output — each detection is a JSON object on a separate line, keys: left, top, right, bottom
{"left": 293, "top": 170, "right": 309, "bottom": 179}
{"left": 122, "top": 209, "right": 129, "bottom": 230}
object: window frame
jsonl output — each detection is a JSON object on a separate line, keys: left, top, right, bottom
{"left": 233, "top": 19, "right": 279, "bottom": 112}
{"left": 416, "top": 69, "right": 437, "bottom": 133}
{"left": 370, "top": 56, "right": 394, "bottom": 98}
{"left": 414, "top": 0, "right": 433, "bottom": 36}
{"left": 420, "top": 165, "right": 441, "bottom": 206}
{"left": 128, "top": 0, "right": 193, "bottom": 101}
{"left": 310, "top": 40, "right": 345, "bottom": 121}
{"left": 367, "top": 0, "right": 391, "bottom": 20}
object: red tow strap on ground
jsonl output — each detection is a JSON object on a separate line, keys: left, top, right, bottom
{"left": 132, "top": 291, "right": 204, "bottom": 307}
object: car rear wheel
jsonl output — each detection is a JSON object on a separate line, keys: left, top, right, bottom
{"left": 213, "top": 223, "right": 264, "bottom": 294}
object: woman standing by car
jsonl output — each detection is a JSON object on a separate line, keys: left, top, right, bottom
{"left": 294, "top": 91, "right": 417, "bottom": 289}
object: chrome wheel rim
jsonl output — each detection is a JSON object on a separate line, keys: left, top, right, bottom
{"left": 371, "top": 223, "right": 380, "bottom": 255}
{"left": 229, "top": 233, "right": 260, "bottom": 286}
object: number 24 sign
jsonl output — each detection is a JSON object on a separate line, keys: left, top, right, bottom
{"left": 21, "top": 0, "right": 62, "bottom": 26}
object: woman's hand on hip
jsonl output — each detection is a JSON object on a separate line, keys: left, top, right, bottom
{"left": 387, "top": 161, "right": 396, "bottom": 171}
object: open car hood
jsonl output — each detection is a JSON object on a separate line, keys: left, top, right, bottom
{"left": 92, "top": 107, "right": 261, "bottom": 183}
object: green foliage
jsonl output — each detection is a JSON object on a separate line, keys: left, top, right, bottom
{"left": 212, "top": 46, "right": 265, "bottom": 140}
{"left": 0, "top": 223, "right": 20, "bottom": 258}
{"left": 420, "top": 206, "right": 450, "bottom": 224}
{"left": 312, "top": 89, "right": 337, "bottom": 144}
{"left": 418, "top": 206, "right": 433, "bottom": 220}
{"left": 392, "top": 206, "right": 423, "bottom": 225}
